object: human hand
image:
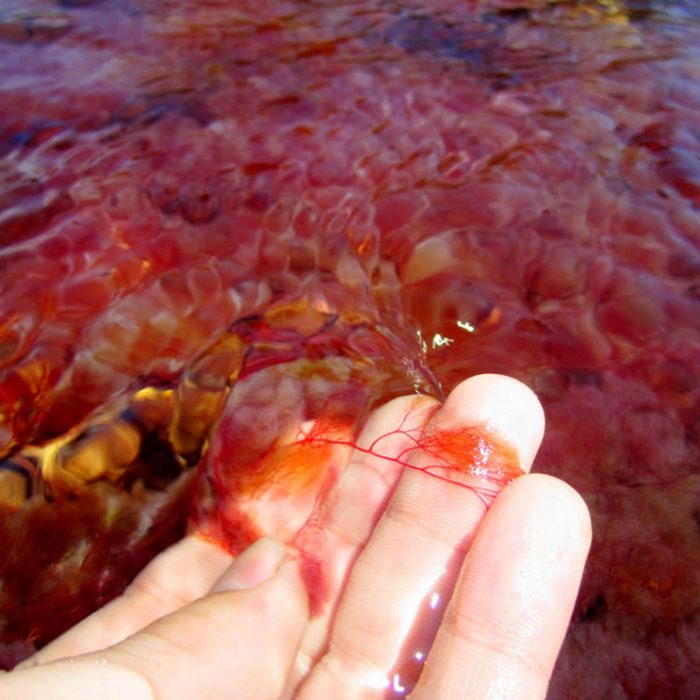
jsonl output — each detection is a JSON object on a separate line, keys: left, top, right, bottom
{"left": 0, "top": 374, "right": 591, "bottom": 699}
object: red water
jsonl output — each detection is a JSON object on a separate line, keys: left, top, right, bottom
{"left": 0, "top": 1, "right": 699, "bottom": 697}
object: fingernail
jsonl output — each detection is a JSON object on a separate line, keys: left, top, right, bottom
{"left": 212, "top": 537, "right": 286, "bottom": 592}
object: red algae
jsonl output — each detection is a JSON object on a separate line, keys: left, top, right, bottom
{"left": 297, "top": 414, "right": 522, "bottom": 503}
{"left": 0, "top": 1, "right": 699, "bottom": 697}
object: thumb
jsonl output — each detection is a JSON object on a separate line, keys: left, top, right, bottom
{"left": 0, "top": 538, "right": 309, "bottom": 700}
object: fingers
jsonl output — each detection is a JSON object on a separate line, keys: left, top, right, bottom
{"left": 298, "top": 374, "right": 545, "bottom": 698}
{"left": 1, "top": 538, "right": 309, "bottom": 700}
{"left": 412, "top": 474, "right": 592, "bottom": 700}
{"left": 20, "top": 534, "right": 234, "bottom": 667}
{"left": 5, "top": 373, "right": 565, "bottom": 700}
